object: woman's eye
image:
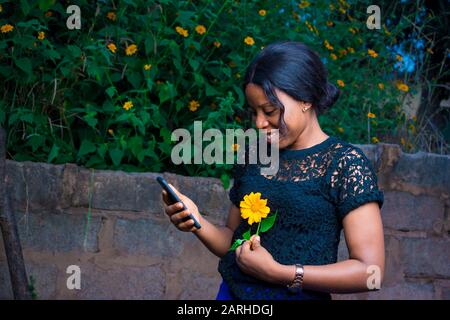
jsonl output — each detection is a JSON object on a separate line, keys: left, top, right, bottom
{"left": 264, "top": 110, "right": 276, "bottom": 116}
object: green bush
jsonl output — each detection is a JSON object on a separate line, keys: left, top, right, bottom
{"left": 0, "top": 0, "right": 441, "bottom": 183}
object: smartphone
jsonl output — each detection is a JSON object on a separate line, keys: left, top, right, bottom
{"left": 156, "top": 176, "right": 202, "bottom": 229}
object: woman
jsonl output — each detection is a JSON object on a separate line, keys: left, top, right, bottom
{"left": 162, "top": 41, "right": 385, "bottom": 300}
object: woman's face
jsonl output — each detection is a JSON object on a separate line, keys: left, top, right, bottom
{"left": 245, "top": 83, "right": 312, "bottom": 149}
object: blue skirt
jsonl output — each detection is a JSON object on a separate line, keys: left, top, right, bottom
{"left": 215, "top": 280, "right": 238, "bottom": 300}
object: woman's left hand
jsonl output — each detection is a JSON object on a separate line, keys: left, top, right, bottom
{"left": 235, "top": 234, "right": 278, "bottom": 281}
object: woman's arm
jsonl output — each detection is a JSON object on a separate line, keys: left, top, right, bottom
{"left": 162, "top": 184, "right": 242, "bottom": 258}
{"left": 238, "top": 202, "right": 385, "bottom": 293}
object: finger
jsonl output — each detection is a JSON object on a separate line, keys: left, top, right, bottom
{"left": 241, "top": 240, "right": 251, "bottom": 254}
{"left": 161, "top": 190, "right": 169, "bottom": 204}
{"left": 170, "top": 209, "right": 191, "bottom": 224}
{"left": 178, "top": 218, "right": 195, "bottom": 230}
{"left": 165, "top": 202, "right": 184, "bottom": 216}
{"left": 249, "top": 235, "right": 261, "bottom": 250}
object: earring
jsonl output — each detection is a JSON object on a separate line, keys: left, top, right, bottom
{"left": 302, "top": 107, "right": 309, "bottom": 112}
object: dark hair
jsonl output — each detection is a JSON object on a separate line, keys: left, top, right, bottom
{"left": 244, "top": 41, "right": 340, "bottom": 135}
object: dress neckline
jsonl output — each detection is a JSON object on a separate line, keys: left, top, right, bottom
{"left": 280, "top": 135, "right": 337, "bottom": 158}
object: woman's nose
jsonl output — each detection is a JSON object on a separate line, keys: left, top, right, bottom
{"left": 255, "top": 114, "right": 269, "bottom": 129}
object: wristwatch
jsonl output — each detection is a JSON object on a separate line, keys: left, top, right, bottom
{"left": 287, "top": 264, "right": 304, "bottom": 293}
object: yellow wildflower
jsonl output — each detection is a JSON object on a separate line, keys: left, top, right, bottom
{"left": 348, "top": 27, "right": 356, "bottom": 34}
{"left": 400, "top": 137, "right": 406, "bottom": 145}
{"left": 123, "top": 101, "right": 133, "bottom": 111}
{"left": 368, "top": 49, "right": 378, "bottom": 58}
{"left": 107, "top": 43, "right": 117, "bottom": 53}
{"left": 125, "top": 44, "right": 138, "bottom": 56}
{"left": 371, "top": 137, "right": 379, "bottom": 143}
{"left": 1, "top": 24, "right": 14, "bottom": 33}
{"left": 339, "top": 49, "right": 348, "bottom": 57}
{"left": 337, "top": 127, "right": 344, "bottom": 133}
{"left": 213, "top": 41, "right": 221, "bottom": 48}
{"left": 244, "top": 36, "right": 255, "bottom": 46}
{"left": 195, "top": 25, "right": 206, "bottom": 35}
{"left": 37, "top": 31, "right": 45, "bottom": 40}
{"left": 107, "top": 12, "right": 116, "bottom": 21}
{"left": 259, "top": 9, "right": 266, "bottom": 16}
{"left": 175, "top": 26, "right": 189, "bottom": 37}
{"left": 337, "top": 80, "right": 345, "bottom": 87}
{"left": 189, "top": 100, "right": 200, "bottom": 112}
{"left": 232, "top": 143, "right": 240, "bottom": 152}
{"left": 330, "top": 53, "right": 337, "bottom": 60}
{"left": 396, "top": 54, "right": 403, "bottom": 61}
{"left": 347, "top": 47, "right": 355, "bottom": 53}
{"left": 396, "top": 82, "right": 409, "bottom": 92}
{"left": 324, "top": 40, "right": 334, "bottom": 50}
{"left": 367, "top": 112, "right": 376, "bottom": 119}
{"left": 108, "top": 129, "right": 114, "bottom": 136}
{"left": 240, "top": 192, "right": 270, "bottom": 225}
{"left": 326, "top": 21, "right": 334, "bottom": 27}
{"left": 144, "top": 64, "right": 152, "bottom": 70}
{"left": 378, "top": 83, "right": 385, "bottom": 90}
{"left": 298, "top": 1, "right": 310, "bottom": 9}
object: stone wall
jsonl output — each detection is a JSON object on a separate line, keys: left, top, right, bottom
{"left": 0, "top": 143, "right": 449, "bottom": 299}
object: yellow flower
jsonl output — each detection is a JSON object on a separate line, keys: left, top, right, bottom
{"left": 108, "top": 129, "right": 114, "bottom": 136}
{"left": 330, "top": 53, "right": 337, "bottom": 60}
{"left": 348, "top": 27, "right": 356, "bottom": 34}
{"left": 337, "top": 79, "right": 345, "bottom": 87}
{"left": 37, "top": 31, "right": 45, "bottom": 40}
{"left": 298, "top": 1, "right": 310, "bottom": 9}
{"left": 396, "top": 54, "right": 403, "bottom": 61}
{"left": 195, "top": 25, "right": 206, "bottom": 35}
{"left": 339, "top": 49, "right": 348, "bottom": 57}
{"left": 368, "top": 49, "right": 378, "bottom": 58}
{"left": 347, "top": 47, "right": 355, "bottom": 53}
{"left": 371, "top": 137, "right": 379, "bottom": 143}
{"left": 240, "top": 192, "right": 270, "bottom": 225}
{"left": 107, "top": 43, "right": 117, "bottom": 53}
{"left": 213, "top": 41, "right": 221, "bottom": 48}
{"left": 144, "top": 64, "right": 152, "bottom": 70}
{"left": 123, "top": 101, "right": 133, "bottom": 111}
{"left": 337, "top": 127, "right": 344, "bottom": 133}
{"left": 339, "top": 7, "right": 346, "bottom": 14}
{"left": 258, "top": 9, "right": 266, "bottom": 16}
{"left": 367, "top": 112, "right": 376, "bottom": 119}
{"left": 378, "top": 83, "right": 385, "bottom": 90}
{"left": 396, "top": 82, "right": 409, "bottom": 92}
{"left": 400, "top": 137, "right": 406, "bottom": 145}
{"left": 189, "top": 100, "right": 200, "bottom": 112}
{"left": 107, "top": 12, "right": 116, "bottom": 21}
{"left": 324, "top": 40, "right": 334, "bottom": 50}
{"left": 326, "top": 21, "right": 334, "bottom": 27}
{"left": 232, "top": 143, "right": 240, "bottom": 152}
{"left": 1, "top": 24, "right": 14, "bottom": 33}
{"left": 175, "top": 26, "right": 189, "bottom": 37}
{"left": 244, "top": 36, "right": 255, "bottom": 46}
{"left": 125, "top": 44, "right": 138, "bottom": 56}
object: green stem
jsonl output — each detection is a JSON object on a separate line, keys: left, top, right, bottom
{"left": 256, "top": 221, "right": 261, "bottom": 236}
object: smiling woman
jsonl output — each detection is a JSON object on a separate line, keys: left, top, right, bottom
{"left": 162, "top": 41, "right": 385, "bottom": 300}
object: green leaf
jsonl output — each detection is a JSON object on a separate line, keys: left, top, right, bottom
{"left": 189, "top": 59, "right": 200, "bottom": 71}
{"left": 105, "top": 86, "right": 117, "bottom": 98}
{"left": 242, "top": 228, "right": 251, "bottom": 240}
{"left": 260, "top": 210, "right": 278, "bottom": 233}
{"left": 129, "top": 136, "right": 144, "bottom": 162}
{"left": 158, "top": 82, "right": 177, "bottom": 104}
{"left": 78, "top": 140, "right": 96, "bottom": 158}
{"left": 14, "top": 58, "right": 32, "bottom": 76}
{"left": 47, "top": 143, "right": 59, "bottom": 163}
{"left": 20, "top": 0, "right": 31, "bottom": 16}
{"left": 220, "top": 173, "right": 230, "bottom": 189}
{"left": 228, "top": 239, "right": 244, "bottom": 252}
{"left": 109, "top": 148, "right": 124, "bottom": 166}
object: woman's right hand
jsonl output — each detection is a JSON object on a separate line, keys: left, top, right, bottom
{"left": 161, "top": 183, "right": 202, "bottom": 232}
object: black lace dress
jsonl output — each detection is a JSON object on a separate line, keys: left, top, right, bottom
{"left": 217, "top": 135, "right": 384, "bottom": 300}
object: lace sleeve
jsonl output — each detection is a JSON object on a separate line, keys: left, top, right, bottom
{"left": 330, "top": 147, "right": 384, "bottom": 221}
